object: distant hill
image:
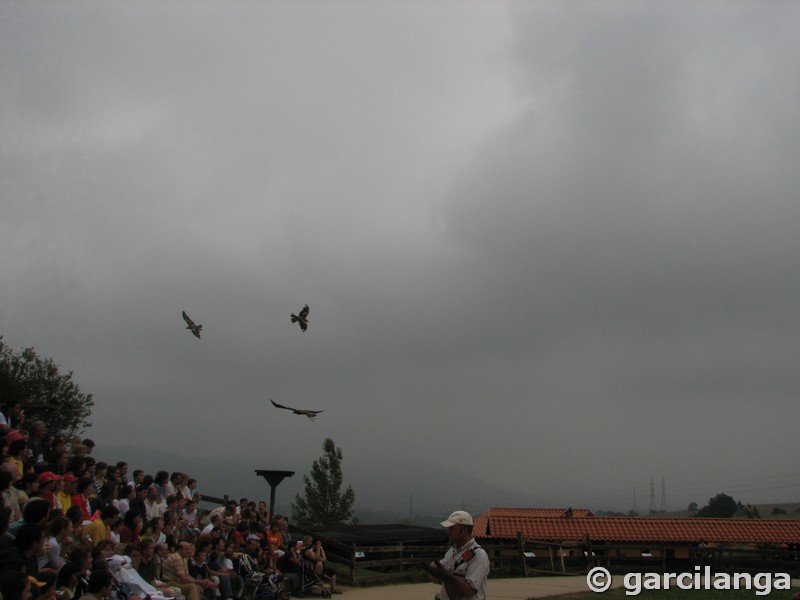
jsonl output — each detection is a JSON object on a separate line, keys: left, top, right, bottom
{"left": 98, "top": 445, "right": 548, "bottom": 523}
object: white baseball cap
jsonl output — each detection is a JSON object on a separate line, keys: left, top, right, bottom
{"left": 440, "top": 510, "right": 473, "bottom": 527}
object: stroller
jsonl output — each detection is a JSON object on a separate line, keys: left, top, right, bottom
{"left": 238, "top": 553, "right": 292, "bottom": 600}
{"left": 296, "top": 558, "right": 332, "bottom": 598}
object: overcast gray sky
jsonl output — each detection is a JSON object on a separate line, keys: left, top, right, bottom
{"left": 2, "top": 0, "right": 800, "bottom": 514}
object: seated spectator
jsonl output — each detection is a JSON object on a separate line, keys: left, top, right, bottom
{"left": 117, "top": 483, "right": 134, "bottom": 517}
{"left": 153, "top": 472, "right": 169, "bottom": 500}
{"left": 145, "top": 486, "right": 167, "bottom": 520}
{"left": 129, "top": 484, "right": 148, "bottom": 516}
{"left": 37, "top": 471, "right": 62, "bottom": 510}
{"left": 26, "top": 421, "right": 47, "bottom": 465}
{"left": 184, "top": 478, "right": 199, "bottom": 502}
{"left": 58, "top": 474, "right": 79, "bottom": 512}
{"left": 119, "top": 510, "right": 144, "bottom": 545}
{"left": 89, "top": 481, "right": 117, "bottom": 516}
{"left": 265, "top": 517, "right": 285, "bottom": 558}
{"left": 303, "top": 535, "right": 341, "bottom": 594}
{"left": 42, "top": 515, "right": 73, "bottom": 573}
{"left": 44, "top": 435, "right": 68, "bottom": 466}
{"left": 71, "top": 478, "right": 95, "bottom": 522}
{"left": 13, "top": 522, "right": 46, "bottom": 577}
{"left": 208, "top": 539, "right": 238, "bottom": 598}
{"left": 92, "top": 462, "right": 107, "bottom": 495}
{"left": 15, "top": 472, "right": 40, "bottom": 509}
{"left": 0, "top": 465, "right": 23, "bottom": 522}
{"left": 255, "top": 501, "right": 269, "bottom": 528}
{"left": 134, "top": 540, "right": 179, "bottom": 598}
{"left": 116, "top": 462, "right": 129, "bottom": 487}
{"left": 188, "top": 546, "right": 218, "bottom": 600}
{"left": 56, "top": 561, "right": 85, "bottom": 600}
{"left": 81, "top": 506, "right": 120, "bottom": 548}
{"left": 130, "top": 470, "right": 145, "bottom": 489}
{"left": 8, "top": 438, "right": 29, "bottom": 479}
{"left": 276, "top": 539, "right": 305, "bottom": 595}
{"left": 140, "top": 516, "right": 166, "bottom": 546}
{"left": 0, "top": 571, "right": 30, "bottom": 600}
{"left": 0, "top": 400, "right": 24, "bottom": 435}
{"left": 80, "top": 568, "right": 115, "bottom": 600}
{"left": 201, "top": 513, "right": 224, "bottom": 537}
{"left": 162, "top": 541, "right": 217, "bottom": 600}
{"left": 182, "top": 499, "right": 201, "bottom": 536}
{"left": 65, "top": 505, "right": 85, "bottom": 544}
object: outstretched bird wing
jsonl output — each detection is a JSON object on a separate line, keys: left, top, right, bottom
{"left": 270, "top": 399, "right": 324, "bottom": 420}
{"left": 182, "top": 310, "right": 202, "bottom": 339}
{"left": 290, "top": 304, "right": 310, "bottom": 332}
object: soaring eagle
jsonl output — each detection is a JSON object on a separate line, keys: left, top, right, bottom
{"left": 290, "top": 304, "right": 309, "bottom": 332}
{"left": 270, "top": 399, "right": 324, "bottom": 421}
{"left": 182, "top": 310, "right": 203, "bottom": 339}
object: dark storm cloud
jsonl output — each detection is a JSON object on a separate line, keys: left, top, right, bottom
{"left": 2, "top": 1, "right": 800, "bottom": 512}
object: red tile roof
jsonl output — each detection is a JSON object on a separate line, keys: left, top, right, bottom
{"left": 474, "top": 507, "right": 800, "bottom": 544}
{"left": 473, "top": 507, "right": 593, "bottom": 537}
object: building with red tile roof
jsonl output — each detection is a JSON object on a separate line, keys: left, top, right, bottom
{"left": 472, "top": 507, "right": 800, "bottom": 573}
{"left": 474, "top": 506, "right": 800, "bottom": 544}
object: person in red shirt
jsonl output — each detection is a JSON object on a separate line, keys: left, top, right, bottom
{"left": 71, "top": 477, "right": 94, "bottom": 521}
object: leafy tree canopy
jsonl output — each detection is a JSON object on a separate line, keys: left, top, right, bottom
{"left": 0, "top": 336, "right": 93, "bottom": 439}
{"left": 695, "top": 493, "right": 739, "bottom": 518}
{"left": 292, "top": 437, "right": 356, "bottom": 527}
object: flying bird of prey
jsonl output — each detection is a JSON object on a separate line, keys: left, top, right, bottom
{"left": 290, "top": 304, "right": 310, "bottom": 332}
{"left": 182, "top": 310, "right": 203, "bottom": 339}
{"left": 270, "top": 399, "right": 324, "bottom": 421}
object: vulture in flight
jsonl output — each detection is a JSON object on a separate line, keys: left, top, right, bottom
{"left": 182, "top": 310, "right": 203, "bottom": 339}
{"left": 290, "top": 304, "right": 309, "bottom": 332}
{"left": 270, "top": 399, "right": 324, "bottom": 421}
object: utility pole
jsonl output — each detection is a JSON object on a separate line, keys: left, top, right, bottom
{"left": 660, "top": 478, "right": 667, "bottom": 513}
{"left": 649, "top": 477, "right": 656, "bottom": 514}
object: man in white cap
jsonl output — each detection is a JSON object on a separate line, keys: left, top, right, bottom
{"left": 425, "top": 510, "right": 489, "bottom": 600}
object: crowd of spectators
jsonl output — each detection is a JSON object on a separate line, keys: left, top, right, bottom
{"left": 0, "top": 400, "right": 342, "bottom": 600}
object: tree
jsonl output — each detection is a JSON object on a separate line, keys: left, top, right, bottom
{"left": 0, "top": 337, "right": 93, "bottom": 438}
{"left": 292, "top": 438, "right": 356, "bottom": 527}
{"left": 695, "top": 493, "right": 738, "bottom": 518}
{"left": 736, "top": 501, "right": 760, "bottom": 519}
